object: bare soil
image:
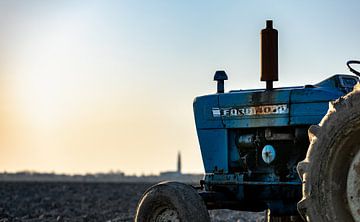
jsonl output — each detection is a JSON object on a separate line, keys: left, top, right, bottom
{"left": 0, "top": 182, "right": 263, "bottom": 222}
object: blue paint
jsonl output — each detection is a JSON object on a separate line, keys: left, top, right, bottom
{"left": 193, "top": 74, "right": 358, "bottom": 215}
{"left": 194, "top": 80, "right": 345, "bottom": 132}
{"left": 197, "top": 129, "right": 228, "bottom": 173}
{"left": 193, "top": 95, "right": 222, "bottom": 129}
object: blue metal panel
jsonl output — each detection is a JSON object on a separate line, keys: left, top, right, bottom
{"left": 290, "top": 87, "right": 342, "bottom": 103}
{"left": 218, "top": 89, "right": 291, "bottom": 128}
{"left": 290, "top": 102, "right": 328, "bottom": 125}
{"left": 193, "top": 87, "right": 344, "bottom": 130}
{"left": 219, "top": 89, "right": 291, "bottom": 107}
{"left": 196, "top": 129, "right": 228, "bottom": 173}
{"left": 223, "top": 116, "right": 289, "bottom": 128}
{"left": 289, "top": 87, "right": 342, "bottom": 125}
{"left": 193, "top": 95, "right": 223, "bottom": 129}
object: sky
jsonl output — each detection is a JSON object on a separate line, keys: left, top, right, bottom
{"left": 0, "top": 0, "right": 359, "bottom": 175}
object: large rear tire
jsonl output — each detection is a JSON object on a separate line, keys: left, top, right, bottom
{"left": 297, "top": 84, "right": 360, "bottom": 221}
{"left": 134, "top": 181, "right": 210, "bottom": 222}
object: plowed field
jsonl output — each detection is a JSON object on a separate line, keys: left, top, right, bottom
{"left": 0, "top": 182, "right": 263, "bottom": 222}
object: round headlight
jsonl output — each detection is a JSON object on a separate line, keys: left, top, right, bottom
{"left": 262, "top": 145, "right": 276, "bottom": 164}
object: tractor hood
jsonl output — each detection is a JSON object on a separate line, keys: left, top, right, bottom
{"left": 194, "top": 74, "right": 357, "bottom": 129}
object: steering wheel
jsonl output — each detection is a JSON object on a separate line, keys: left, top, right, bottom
{"left": 347, "top": 60, "right": 360, "bottom": 76}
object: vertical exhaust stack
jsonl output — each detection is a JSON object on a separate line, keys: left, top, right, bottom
{"left": 261, "top": 20, "right": 278, "bottom": 90}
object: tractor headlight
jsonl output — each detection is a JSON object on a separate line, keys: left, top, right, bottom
{"left": 262, "top": 145, "right": 276, "bottom": 164}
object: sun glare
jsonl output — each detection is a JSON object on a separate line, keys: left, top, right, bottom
{"left": 7, "top": 9, "right": 97, "bottom": 129}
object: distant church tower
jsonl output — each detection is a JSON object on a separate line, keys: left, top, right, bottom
{"left": 177, "top": 151, "right": 182, "bottom": 174}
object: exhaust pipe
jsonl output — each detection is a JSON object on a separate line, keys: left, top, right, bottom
{"left": 261, "top": 20, "right": 278, "bottom": 90}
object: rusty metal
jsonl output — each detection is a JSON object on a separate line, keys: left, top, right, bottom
{"left": 265, "top": 128, "right": 294, "bottom": 141}
{"left": 261, "top": 20, "right": 278, "bottom": 90}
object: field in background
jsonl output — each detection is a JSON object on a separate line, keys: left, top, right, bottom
{"left": 0, "top": 182, "right": 264, "bottom": 222}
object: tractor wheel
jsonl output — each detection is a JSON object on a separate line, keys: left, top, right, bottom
{"left": 297, "top": 83, "right": 360, "bottom": 222}
{"left": 134, "top": 181, "right": 210, "bottom": 222}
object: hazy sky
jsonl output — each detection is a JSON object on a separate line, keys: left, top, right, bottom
{"left": 0, "top": 0, "right": 359, "bottom": 175}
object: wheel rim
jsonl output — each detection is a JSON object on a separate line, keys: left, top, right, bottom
{"left": 152, "top": 208, "right": 180, "bottom": 222}
{"left": 347, "top": 148, "right": 360, "bottom": 222}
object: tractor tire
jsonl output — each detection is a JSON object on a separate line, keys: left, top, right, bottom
{"left": 297, "top": 83, "right": 360, "bottom": 222}
{"left": 134, "top": 181, "right": 210, "bottom": 222}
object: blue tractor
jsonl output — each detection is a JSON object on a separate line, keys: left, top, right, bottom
{"left": 135, "top": 21, "right": 360, "bottom": 222}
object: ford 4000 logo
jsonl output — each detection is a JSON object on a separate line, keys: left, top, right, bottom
{"left": 212, "top": 104, "right": 289, "bottom": 117}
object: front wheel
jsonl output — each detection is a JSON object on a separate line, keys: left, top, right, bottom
{"left": 297, "top": 84, "right": 360, "bottom": 221}
{"left": 135, "top": 181, "right": 210, "bottom": 222}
